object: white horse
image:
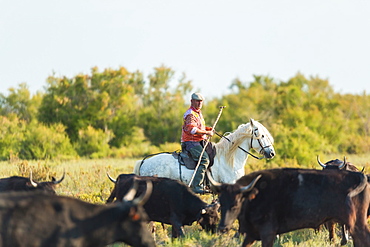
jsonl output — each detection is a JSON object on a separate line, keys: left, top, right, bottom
{"left": 133, "top": 118, "right": 275, "bottom": 184}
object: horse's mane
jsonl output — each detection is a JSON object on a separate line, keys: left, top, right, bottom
{"left": 215, "top": 120, "right": 274, "bottom": 166}
{"left": 215, "top": 123, "right": 252, "bottom": 165}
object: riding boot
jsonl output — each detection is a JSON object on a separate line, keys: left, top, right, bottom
{"left": 191, "top": 164, "right": 207, "bottom": 194}
{"left": 187, "top": 142, "right": 210, "bottom": 194}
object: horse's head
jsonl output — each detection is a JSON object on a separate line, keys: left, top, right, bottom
{"left": 249, "top": 118, "right": 275, "bottom": 159}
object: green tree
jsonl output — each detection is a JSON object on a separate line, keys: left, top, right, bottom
{"left": 38, "top": 75, "right": 89, "bottom": 142}
{"left": 0, "top": 83, "right": 42, "bottom": 122}
{"left": 38, "top": 67, "right": 144, "bottom": 148}
{"left": 139, "top": 66, "right": 192, "bottom": 145}
{"left": 89, "top": 67, "right": 144, "bottom": 148}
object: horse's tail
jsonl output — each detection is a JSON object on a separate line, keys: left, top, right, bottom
{"left": 133, "top": 160, "right": 142, "bottom": 175}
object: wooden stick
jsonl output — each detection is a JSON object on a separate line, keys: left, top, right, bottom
{"left": 188, "top": 106, "right": 226, "bottom": 187}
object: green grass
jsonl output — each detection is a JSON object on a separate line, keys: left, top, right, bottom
{"left": 0, "top": 156, "right": 367, "bottom": 246}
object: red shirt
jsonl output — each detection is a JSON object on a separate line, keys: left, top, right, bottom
{"left": 181, "top": 106, "right": 206, "bottom": 142}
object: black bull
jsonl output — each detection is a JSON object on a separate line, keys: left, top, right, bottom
{"left": 317, "top": 156, "right": 362, "bottom": 245}
{"left": 106, "top": 173, "right": 220, "bottom": 238}
{"left": 209, "top": 168, "right": 370, "bottom": 247}
{"left": 0, "top": 184, "right": 155, "bottom": 247}
{"left": 0, "top": 172, "right": 65, "bottom": 194}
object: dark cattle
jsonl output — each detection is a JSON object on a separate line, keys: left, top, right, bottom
{"left": 0, "top": 171, "right": 65, "bottom": 194}
{"left": 317, "top": 155, "right": 360, "bottom": 172}
{"left": 317, "top": 155, "right": 361, "bottom": 245}
{"left": 368, "top": 174, "right": 370, "bottom": 218}
{"left": 209, "top": 168, "right": 370, "bottom": 247}
{"left": 0, "top": 182, "right": 155, "bottom": 247}
{"left": 106, "top": 173, "right": 220, "bottom": 238}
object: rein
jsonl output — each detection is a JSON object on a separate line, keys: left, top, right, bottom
{"left": 215, "top": 131, "right": 265, "bottom": 160}
{"left": 139, "top": 152, "right": 173, "bottom": 170}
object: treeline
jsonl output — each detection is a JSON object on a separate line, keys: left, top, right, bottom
{"left": 1, "top": 66, "right": 369, "bottom": 166}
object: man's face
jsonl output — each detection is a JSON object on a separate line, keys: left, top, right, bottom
{"left": 191, "top": 99, "right": 203, "bottom": 110}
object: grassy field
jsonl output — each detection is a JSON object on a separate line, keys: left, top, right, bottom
{"left": 0, "top": 155, "right": 368, "bottom": 247}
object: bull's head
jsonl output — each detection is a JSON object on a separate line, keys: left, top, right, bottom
{"left": 317, "top": 155, "right": 361, "bottom": 172}
{"left": 115, "top": 180, "right": 155, "bottom": 247}
{"left": 28, "top": 170, "right": 65, "bottom": 194}
{"left": 207, "top": 170, "right": 261, "bottom": 233}
{"left": 198, "top": 199, "right": 220, "bottom": 233}
{"left": 317, "top": 155, "right": 346, "bottom": 170}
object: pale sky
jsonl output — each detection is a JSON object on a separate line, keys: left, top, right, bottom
{"left": 1, "top": 0, "right": 369, "bottom": 99}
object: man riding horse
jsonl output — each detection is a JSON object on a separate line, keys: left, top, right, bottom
{"left": 181, "top": 92, "right": 214, "bottom": 194}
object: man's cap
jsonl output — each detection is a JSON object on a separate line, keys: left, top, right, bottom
{"left": 191, "top": 92, "right": 204, "bottom": 101}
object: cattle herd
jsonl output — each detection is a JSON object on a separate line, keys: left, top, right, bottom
{"left": 0, "top": 157, "right": 369, "bottom": 247}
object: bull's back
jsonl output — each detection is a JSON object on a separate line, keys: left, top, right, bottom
{"left": 116, "top": 175, "right": 204, "bottom": 224}
{"left": 238, "top": 168, "right": 365, "bottom": 232}
{"left": 0, "top": 177, "right": 29, "bottom": 192}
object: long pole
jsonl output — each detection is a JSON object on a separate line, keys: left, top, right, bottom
{"left": 188, "top": 106, "right": 226, "bottom": 187}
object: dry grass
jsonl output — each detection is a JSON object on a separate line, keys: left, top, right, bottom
{"left": 0, "top": 156, "right": 367, "bottom": 246}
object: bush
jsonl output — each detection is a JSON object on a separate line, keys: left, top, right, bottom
{"left": 0, "top": 116, "right": 26, "bottom": 160}
{"left": 20, "top": 122, "right": 77, "bottom": 160}
{"left": 75, "top": 126, "right": 112, "bottom": 158}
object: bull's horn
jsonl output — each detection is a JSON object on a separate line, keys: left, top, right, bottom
{"left": 133, "top": 181, "right": 152, "bottom": 206}
{"left": 29, "top": 170, "right": 38, "bottom": 188}
{"left": 123, "top": 179, "right": 138, "bottom": 202}
{"left": 206, "top": 170, "right": 221, "bottom": 192}
{"left": 106, "top": 172, "right": 116, "bottom": 183}
{"left": 317, "top": 155, "right": 326, "bottom": 168}
{"left": 338, "top": 156, "right": 346, "bottom": 169}
{"left": 52, "top": 170, "right": 65, "bottom": 184}
{"left": 240, "top": 174, "right": 262, "bottom": 193}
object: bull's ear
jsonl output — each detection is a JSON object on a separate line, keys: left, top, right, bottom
{"left": 248, "top": 188, "right": 259, "bottom": 201}
{"left": 129, "top": 207, "right": 141, "bottom": 221}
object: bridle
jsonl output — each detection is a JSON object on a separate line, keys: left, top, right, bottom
{"left": 251, "top": 127, "right": 274, "bottom": 155}
{"left": 215, "top": 126, "right": 272, "bottom": 160}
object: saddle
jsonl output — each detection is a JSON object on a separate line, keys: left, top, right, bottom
{"left": 172, "top": 142, "right": 216, "bottom": 170}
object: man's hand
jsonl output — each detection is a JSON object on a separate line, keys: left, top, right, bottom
{"left": 205, "top": 127, "right": 214, "bottom": 136}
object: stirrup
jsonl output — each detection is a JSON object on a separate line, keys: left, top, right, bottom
{"left": 192, "top": 188, "right": 212, "bottom": 194}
